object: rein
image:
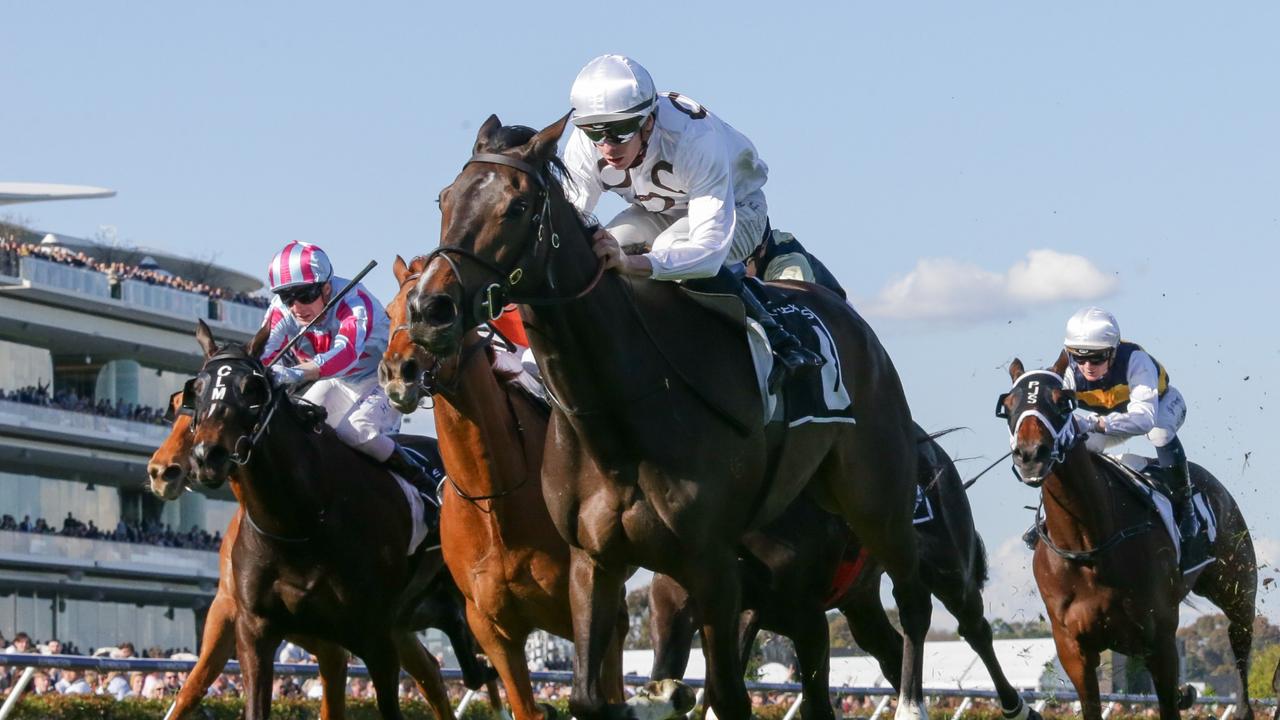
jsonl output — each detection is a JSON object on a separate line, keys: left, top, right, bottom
{"left": 1034, "top": 496, "right": 1155, "bottom": 564}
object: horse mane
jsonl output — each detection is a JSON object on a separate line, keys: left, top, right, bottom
{"left": 482, "top": 124, "right": 594, "bottom": 232}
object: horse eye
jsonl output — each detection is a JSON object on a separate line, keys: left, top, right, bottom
{"left": 505, "top": 199, "right": 528, "bottom": 218}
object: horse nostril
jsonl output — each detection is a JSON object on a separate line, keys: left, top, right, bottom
{"left": 162, "top": 465, "right": 184, "bottom": 483}
{"left": 400, "top": 358, "right": 420, "bottom": 382}
{"left": 421, "top": 295, "right": 457, "bottom": 328}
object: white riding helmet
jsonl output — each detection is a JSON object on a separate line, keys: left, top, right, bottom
{"left": 1063, "top": 307, "right": 1121, "bottom": 351}
{"left": 267, "top": 240, "right": 333, "bottom": 293}
{"left": 569, "top": 55, "right": 657, "bottom": 127}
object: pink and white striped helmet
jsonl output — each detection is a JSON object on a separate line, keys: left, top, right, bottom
{"left": 267, "top": 241, "right": 333, "bottom": 293}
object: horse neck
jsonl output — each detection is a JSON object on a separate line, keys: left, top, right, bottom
{"left": 434, "top": 352, "right": 531, "bottom": 499}
{"left": 520, "top": 197, "right": 651, "bottom": 431}
{"left": 234, "top": 406, "right": 324, "bottom": 539}
{"left": 1041, "top": 444, "right": 1118, "bottom": 551}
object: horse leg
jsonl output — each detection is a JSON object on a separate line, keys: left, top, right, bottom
{"left": 568, "top": 546, "right": 631, "bottom": 720}
{"left": 790, "top": 609, "right": 836, "bottom": 720}
{"left": 938, "top": 586, "right": 1029, "bottom": 719}
{"left": 1146, "top": 634, "right": 1185, "bottom": 720}
{"left": 164, "top": 593, "right": 236, "bottom": 720}
{"left": 604, "top": 598, "right": 629, "bottom": 703}
{"left": 394, "top": 631, "right": 455, "bottom": 720}
{"left": 466, "top": 604, "right": 544, "bottom": 720}
{"left": 235, "top": 616, "right": 281, "bottom": 720}
{"left": 1195, "top": 531, "right": 1257, "bottom": 720}
{"left": 687, "top": 551, "right": 751, "bottom": 720}
{"left": 838, "top": 583, "right": 903, "bottom": 691}
{"left": 648, "top": 576, "right": 697, "bottom": 682}
{"left": 1053, "top": 635, "right": 1102, "bottom": 720}
{"left": 822, "top": 434, "right": 930, "bottom": 720}
{"left": 313, "top": 640, "right": 349, "bottom": 720}
{"left": 364, "top": 636, "right": 407, "bottom": 720}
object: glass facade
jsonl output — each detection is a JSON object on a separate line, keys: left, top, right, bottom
{"left": 0, "top": 591, "right": 198, "bottom": 654}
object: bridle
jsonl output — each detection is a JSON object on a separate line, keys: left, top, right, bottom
{"left": 423, "top": 152, "right": 606, "bottom": 325}
{"left": 996, "top": 369, "right": 1079, "bottom": 487}
{"left": 181, "top": 351, "right": 285, "bottom": 467}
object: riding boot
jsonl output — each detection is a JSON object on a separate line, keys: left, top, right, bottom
{"left": 1157, "top": 439, "right": 1206, "bottom": 571}
{"left": 739, "top": 282, "right": 825, "bottom": 394}
{"left": 385, "top": 444, "right": 440, "bottom": 501}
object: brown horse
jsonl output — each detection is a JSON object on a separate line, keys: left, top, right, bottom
{"left": 998, "top": 353, "right": 1256, "bottom": 720}
{"left": 147, "top": 390, "right": 501, "bottom": 720}
{"left": 648, "top": 426, "right": 1037, "bottom": 720}
{"left": 409, "top": 118, "right": 932, "bottom": 720}
{"left": 185, "top": 320, "right": 484, "bottom": 720}
{"left": 380, "top": 253, "right": 626, "bottom": 720}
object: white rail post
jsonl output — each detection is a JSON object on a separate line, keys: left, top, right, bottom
{"left": 1220, "top": 704, "right": 1236, "bottom": 720}
{"left": 457, "top": 688, "right": 477, "bottom": 715}
{"left": 1102, "top": 701, "right": 1115, "bottom": 719}
{"left": 0, "top": 667, "right": 36, "bottom": 720}
{"left": 782, "top": 693, "right": 805, "bottom": 720}
{"left": 950, "top": 696, "right": 973, "bottom": 720}
{"left": 869, "top": 695, "right": 892, "bottom": 720}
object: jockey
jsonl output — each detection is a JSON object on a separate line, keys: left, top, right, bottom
{"left": 258, "top": 241, "right": 435, "bottom": 494}
{"left": 563, "top": 54, "right": 826, "bottom": 392}
{"left": 1060, "top": 307, "right": 1199, "bottom": 558}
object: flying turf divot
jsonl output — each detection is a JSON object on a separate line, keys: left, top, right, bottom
{"left": 625, "top": 679, "right": 697, "bottom": 720}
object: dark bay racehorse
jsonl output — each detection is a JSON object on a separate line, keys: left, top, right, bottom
{"left": 648, "top": 427, "right": 1037, "bottom": 720}
{"left": 185, "top": 320, "right": 483, "bottom": 720}
{"left": 409, "top": 116, "right": 933, "bottom": 720}
{"left": 380, "top": 254, "right": 627, "bottom": 720}
{"left": 148, "top": 384, "right": 501, "bottom": 720}
{"left": 999, "top": 354, "right": 1257, "bottom": 720}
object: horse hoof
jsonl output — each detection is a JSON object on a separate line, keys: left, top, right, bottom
{"left": 1178, "top": 684, "right": 1197, "bottom": 711}
{"left": 626, "top": 679, "right": 696, "bottom": 720}
{"left": 1024, "top": 708, "right": 1044, "bottom": 720}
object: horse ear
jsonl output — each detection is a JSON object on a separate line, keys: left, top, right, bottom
{"left": 1008, "top": 358, "right": 1024, "bottom": 381}
{"left": 393, "top": 255, "right": 410, "bottom": 285}
{"left": 1051, "top": 349, "right": 1070, "bottom": 376}
{"left": 523, "top": 112, "right": 571, "bottom": 161}
{"left": 195, "top": 320, "right": 218, "bottom": 359}
{"left": 473, "top": 115, "right": 502, "bottom": 154}
{"left": 245, "top": 322, "right": 270, "bottom": 359}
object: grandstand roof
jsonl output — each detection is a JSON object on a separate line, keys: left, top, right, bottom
{"left": 0, "top": 182, "right": 116, "bottom": 206}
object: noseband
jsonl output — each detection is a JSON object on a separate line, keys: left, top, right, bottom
{"left": 997, "top": 369, "right": 1079, "bottom": 486}
{"left": 423, "top": 152, "right": 605, "bottom": 325}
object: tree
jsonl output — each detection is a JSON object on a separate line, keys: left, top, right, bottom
{"left": 1180, "top": 614, "right": 1280, "bottom": 692}
{"left": 1248, "top": 644, "right": 1280, "bottom": 700}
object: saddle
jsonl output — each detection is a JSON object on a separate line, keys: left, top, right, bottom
{"left": 1101, "top": 453, "right": 1216, "bottom": 573}
{"left": 667, "top": 280, "right": 855, "bottom": 428}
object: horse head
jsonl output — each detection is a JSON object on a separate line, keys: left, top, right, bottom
{"left": 379, "top": 254, "right": 432, "bottom": 413}
{"left": 996, "top": 352, "right": 1079, "bottom": 486}
{"left": 188, "top": 320, "right": 274, "bottom": 488}
{"left": 410, "top": 113, "right": 586, "bottom": 358}
{"left": 147, "top": 390, "right": 196, "bottom": 500}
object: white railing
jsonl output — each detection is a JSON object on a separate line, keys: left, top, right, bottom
{"left": 219, "top": 299, "right": 265, "bottom": 333}
{"left": 0, "top": 531, "right": 219, "bottom": 577}
{"left": 118, "top": 279, "right": 210, "bottom": 321}
{"left": 17, "top": 257, "right": 111, "bottom": 298}
{"left": 0, "top": 398, "right": 169, "bottom": 443}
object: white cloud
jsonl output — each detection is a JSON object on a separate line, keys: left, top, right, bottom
{"left": 863, "top": 249, "right": 1117, "bottom": 323}
{"left": 979, "top": 535, "right": 1048, "bottom": 624}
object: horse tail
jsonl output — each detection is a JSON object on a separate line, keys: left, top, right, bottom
{"left": 922, "top": 426, "right": 966, "bottom": 442}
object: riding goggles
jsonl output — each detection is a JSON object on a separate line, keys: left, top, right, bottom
{"left": 278, "top": 283, "right": 324, "bottom": 306}
{"left": 580, "top": 116, "right": 646, "bottom": 145}
{"left": 1066, "top": 347, "right": 1113, "bottom": 365}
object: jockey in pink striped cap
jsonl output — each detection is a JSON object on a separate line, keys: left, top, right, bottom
{"left": 260, "top": 241, "right": 433, "bottom": 490}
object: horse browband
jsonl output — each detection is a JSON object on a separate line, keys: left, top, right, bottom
{"left": 467, "top": 153, "right": 545, "bottom": 187}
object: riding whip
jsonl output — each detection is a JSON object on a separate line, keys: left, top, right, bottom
{"left": 269, "top": 259, "right": 378, "bottom": 367}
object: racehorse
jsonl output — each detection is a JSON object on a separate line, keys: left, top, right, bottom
{"left": 998, "top": 353, "right": 1257, "bottom": 720}
{"left": 185, "top": 320, "right": 476, "bottom": 720}
{"left": 648, "top": 427, "right": 1038, "bottom": 720}
{"left": 147, "top": 390, "right": 502, "bottom": 720}
{"left": 380, "top": 253, "right": 627, "bottom": 720}
{"left": 409, "top": 116, "right": 933, "bottom": 720}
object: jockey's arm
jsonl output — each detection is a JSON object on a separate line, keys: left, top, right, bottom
{"left": 645, "top": 136, "right": 736, "bottom": 281}
{"left": 308, "top": 293, "right": 376, "bottom": 379}
{"left": 1096, "top": 351, "right": 1159, "bottom": 436}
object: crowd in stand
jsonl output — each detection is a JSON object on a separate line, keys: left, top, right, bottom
{"left": 0, "top": 383, "right": 170, "bottom": 426}
{"left": 0, "top": 237, "right": 269, "bottom": 308}
{"left": 0, "top": 512, "right": 222, "bottom": 552}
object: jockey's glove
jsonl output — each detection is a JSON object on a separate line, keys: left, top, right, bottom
{"left": 270, "top": 364, "right": 307, "bottom": 387}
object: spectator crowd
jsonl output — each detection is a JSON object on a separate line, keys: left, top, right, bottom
{"left": 1, "top": 383, "right": 170, "bottom": 426}
{"left": 0, "top": 237, "right": 268, "bottom": 308}
{"left": 0, "top": 512, "right": 222, "bottom": 552}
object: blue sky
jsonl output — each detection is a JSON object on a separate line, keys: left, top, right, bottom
{"left": 6, "top": 2, "right": 1279, "bottom": 624}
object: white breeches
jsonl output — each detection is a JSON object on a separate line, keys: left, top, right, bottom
{"left": 605, "top": 190, "right": 769, "bottom": 266}
{"left": 300, "top": 374, "right": 403, "bottom": 461}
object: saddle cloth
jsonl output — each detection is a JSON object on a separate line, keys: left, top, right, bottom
{"left": 678, "top": 284, "right": 855, "bottom": 427}
{"left": 387, "top": 472, "right": 431, "bottom": 556}
{"left": 1099, "top": 453, "right": 1217, "bottom": 571}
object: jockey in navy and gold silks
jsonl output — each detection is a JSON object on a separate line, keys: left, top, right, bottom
{"left": 1059, "top": 307, "right": 1199, "bottom": 565}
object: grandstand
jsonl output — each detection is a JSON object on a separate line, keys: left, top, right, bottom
{"left": 0, "top": 185, "right": 260, "bottom": 652}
